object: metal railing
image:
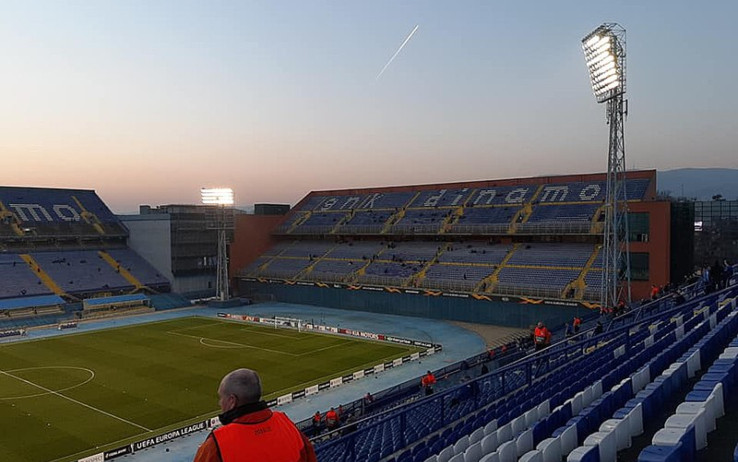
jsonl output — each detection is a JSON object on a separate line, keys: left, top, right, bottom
{"left": 313, "top": 284, "right": 738, "bottom": 461}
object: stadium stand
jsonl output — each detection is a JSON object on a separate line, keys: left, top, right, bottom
{"left": 308, "top": 282, "right": 738, "bottom": 462}
{"left": 0, "top": 186, "right": 174, "bottom": 330}
{"left": 242, "top": 173, "right": 657, "bottom": 308}
{"left": 0, "top": 186, "right": 127, "bottom": 237}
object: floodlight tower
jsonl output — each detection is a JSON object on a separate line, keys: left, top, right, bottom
{"left": 581, "top": 23, "right": 631, "bottom": 309}
{"left": 201, "top": 188, "right": 235, "bottom": 301}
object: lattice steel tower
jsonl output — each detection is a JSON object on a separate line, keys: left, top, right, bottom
{"left": 201, "top": 188, "right": 235, "bottom": 301}
{"left": 582, "top": 24, "right": 631, "bottom": 309}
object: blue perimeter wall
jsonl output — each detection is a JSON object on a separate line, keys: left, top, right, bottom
{"left": 239, "top": 281, "right": 590, "bottom": 328}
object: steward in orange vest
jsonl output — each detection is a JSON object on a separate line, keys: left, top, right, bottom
{"left": 325, "top": 407, "right": 339, "bottom": 430}
{"left": 533, "top": 322, "right": 551, "bottom": 351}
{"left": 421, "top": 371, "right": 437, "bottom": 395}
{"left": 194, "top": 368, "right": 316, "bottom": 462}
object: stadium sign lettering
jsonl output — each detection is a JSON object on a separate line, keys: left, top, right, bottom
{"left": 78, "top": 454, "right": 104, "bottom": 462}
{"left": 505, "top": 188, "right": 529, "bottom": 204}
{"left": 442, "top": 292, "right": 468, "bottom": 298}
{"left": 341, "top": 196, "right": 360, "bottom": 209}
{"left": 318, "top": 197, "right": 338, "bottom": 211}
{"left": 359, "top": 193, "right": 382, "bottom": 209}
{"left": 132, "top": 422, "right": 208, "bottom": 451}
{"left": 580, "top": 184, "right": 601, "bottom": 200}
{"left": 421, "top": 189, "right": 442, "bottom": 207}
{"left": 473, "top": 189, "right": 497, "bottom": 205}
{"left": 539, "top": 185, "right": 569, "bottom": 202}
{"left": 103, "top": 446, "right": 132, "bottom": 459}
{"left": 9, "top": 203, "right": 81, "bottom": 222}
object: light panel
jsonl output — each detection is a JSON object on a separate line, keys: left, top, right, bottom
{"left": 201, "top": 187, "right": 234, "bottom": 205}
{"left": 582, "top": 24, "right": 626, "bottom": 103}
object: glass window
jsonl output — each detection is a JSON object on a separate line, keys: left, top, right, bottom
{"left": 630, "top": 252, "right": 649, "bottom": 281}
{"left": 628, "top": 212, "right": 650, "bottom": 242}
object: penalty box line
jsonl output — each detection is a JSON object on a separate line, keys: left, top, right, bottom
{"left": 0, "top": 369, "right": 152, "bottom": 432}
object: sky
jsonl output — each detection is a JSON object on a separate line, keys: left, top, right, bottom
{"left": 1, "top": 1, "right": 737, "bottom": 213}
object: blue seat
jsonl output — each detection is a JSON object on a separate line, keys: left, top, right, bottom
{"left": 567, "top": 444, "right": 599, "bottom": 462}
{"left": 638, "top": 443, "right": 683, "bottom": 462}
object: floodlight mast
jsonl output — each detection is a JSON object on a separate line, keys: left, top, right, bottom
{"left": 581, "top": 23, "right": 631, "bottom": 310}
{"left": 201, "top": 188, "right": 234, "bottom": 301}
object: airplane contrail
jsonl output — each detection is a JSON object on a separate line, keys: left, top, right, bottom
{"left": 376, "top": 24, "right": 419, "bottom": 80}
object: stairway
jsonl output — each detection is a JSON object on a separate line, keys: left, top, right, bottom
{"left": 19, "top": 254, "right": 68, "bottom": 297}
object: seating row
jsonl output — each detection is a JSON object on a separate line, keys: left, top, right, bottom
{"left": 316, "top": 285, "right": 723, "bottom": 461}
{"left": 418, "top": 291, "right": 734, "bottom": 462}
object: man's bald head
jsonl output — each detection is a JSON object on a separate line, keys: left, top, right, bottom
{"left": 218, "top": 368, "right": 262, "bottom": 411}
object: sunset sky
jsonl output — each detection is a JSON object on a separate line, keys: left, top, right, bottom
{"left": 1, "top": 1, "right": 736, "bottom": 213}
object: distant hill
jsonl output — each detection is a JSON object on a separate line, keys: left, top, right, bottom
{"left": 657, "top": 168, "right": 738, "bottom": 201}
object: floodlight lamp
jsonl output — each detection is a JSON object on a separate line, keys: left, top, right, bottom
{"left": 201, "top": 187, "right": 234, "bottom": 206}
{"left": 582, "top": 23, "right": 625, "bottom": 103}
{"left": 584, "top": 35, "right": 600, "bottom": 47}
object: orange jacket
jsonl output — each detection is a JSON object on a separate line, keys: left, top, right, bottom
{"left": 534, "top": 326, "right": 551, "bottom": 345}
{"left": 421, "top": 373, "right": 437, "bottom": 387}
{"left": 194, "top": 404, "right": 316, "bottom": 462}
{"left": 325, "top": 409, "right": 339, "bottom": 426}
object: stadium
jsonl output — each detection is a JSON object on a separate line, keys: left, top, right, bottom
{"left": 2, "top": 6, "right": 738, "bottom": 462}
{"left": 1, "top": 163, "right": 737, "bottom": 462}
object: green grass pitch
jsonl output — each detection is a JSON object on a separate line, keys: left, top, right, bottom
{"left": 0, "top": 316, "right": 421, "bottom": 462}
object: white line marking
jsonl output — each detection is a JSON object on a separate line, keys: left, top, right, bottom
{"left": 0, "top": 368, "right": 151, "bottom": 432}
{"left": 0, "top": 366, "right": 96, "bottom": 400}
{"left": 297, "top": 339, "right": 353, "bottom": 356}
{"left": 167, "top": 331, "right": 297, "bottom": 356}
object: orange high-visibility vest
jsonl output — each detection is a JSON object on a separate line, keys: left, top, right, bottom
{"left": 213, "top": 411, "right": 310, "bottom": 462}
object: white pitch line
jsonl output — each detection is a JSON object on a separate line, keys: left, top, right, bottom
{"left": 167, "top": 331, "right": 297, "bottom": 356}
{"left": 298, "top": 339, "right": 353, "bottom": 356}
{"left": 0, "top": 369, "right": 151, "bottom": 432}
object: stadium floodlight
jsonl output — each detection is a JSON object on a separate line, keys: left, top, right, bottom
{"left": 201, "top": 187, "right": 234, "bottom": 301}
{"left": 200, "top": 188, "right": 234, "bottom": 206}
{"left": 581, "top": 23, "right": 631, "bottom": 311}
{"left": 582, "top": 24, "right": 626, "bottom": 104}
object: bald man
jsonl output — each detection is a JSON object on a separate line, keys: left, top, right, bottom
{"left": 194, "top": 368, "right": 316, "bottom": 462}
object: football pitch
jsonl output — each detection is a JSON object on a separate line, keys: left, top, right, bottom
{"left": 0, "top": 316, "right": 421, "bottom": 462}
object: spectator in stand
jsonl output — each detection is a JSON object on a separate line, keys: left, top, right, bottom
{"left": 533, "top": 322, "right": 551, "bottom": 351}
{"left": 364, "top": 392, "right": 374, "bottom": 405}
{"left": 594, "top": 321, "right": 604, "bottom": 335}
{"left": 421, "top": 370, "right": 437, "bottom": 396}
{"left": 480, "top": 362, "right": 489, "bottom": 376}
{"left": 325, "top": 407, "right": 339, "bottom": 431}
{"left": 650, "top": 284, "right": 660, "bottom": 300}
{"left": 564, "top": 323, "right": 572, "bottom": 338}
{"left": 702, "top": 265, "right": 711, "bottom": 293}
{"left": 573, "top": 316, "right": 582, "bottom": 334}
{"left": 711, "top": 260, "right": 724, "bottom": 290}
{"left": 193, "top": 368, "right": 316, "bottom": 462}
{"left": 312, "top": 411, "right": 321, "bottom": 431}
{"left": 615, "top": 300, "right": 626, "bottom": 317}
{"left": 724, "top": 260, "right": 734, "bottom": 287}
{"left": 338, "top": 405, "right": 345, "bottom": 423}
